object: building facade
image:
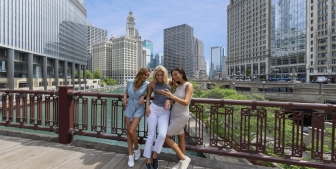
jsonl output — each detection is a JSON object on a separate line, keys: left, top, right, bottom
{"left": 110, "top": 11, "right": 141, "bottom": 85}
{"left": 209, "top": 46, "right": 224, "bottom": 79}
{"left": 164, "top": 24, "right": 194, "bottom": 77}
{"left": 0, "top": 0, "right": 87, "bottom": 90}
{"left": 92, "top": 37, "right": 112, "bottom": 77}
{"left": 271, "top": 0, "right": 306, "bottom": 81}
{"left": 227, "top": 0, "right": 271, "bottom": 80}
{"left": 307, "top": 0, "right": 336, "bottom": 83}
{"left": 87, "top": 23, "right": 108, "bottom": 72}
{"left": 155, "top": 53, "right": 164, "bottom": 66}
{"left": 194, "top": 38, "right": 206, "bottom": 79}
{"left": 222, "top": 56, "right": 227, "bottom": 79}
{"left": 142, "top": 40, "right": 154, "bottom": 68}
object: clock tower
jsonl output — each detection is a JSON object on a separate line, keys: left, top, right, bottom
{"left": 126, "top": 10, "right": 136, "bottom": 37}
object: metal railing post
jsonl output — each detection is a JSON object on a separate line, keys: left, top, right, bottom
{"left": 58, "top": 86, "right": 74, "bottom": 144}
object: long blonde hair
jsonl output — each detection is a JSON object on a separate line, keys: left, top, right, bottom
{"left": 134, "top": 67, "right": 151, "bottom": 88}
{"left": 152, "top": 65, "right": 169, "bottom": 85}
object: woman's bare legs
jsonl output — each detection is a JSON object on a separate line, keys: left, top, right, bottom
{"left": 125, "top": 117, "right": 142, "bottom": 155}
{"left": 178, "top": 134, "right": 186, "bottom": 155}
{"left": 165, "top": 135, "right": 186, "bottom": 160}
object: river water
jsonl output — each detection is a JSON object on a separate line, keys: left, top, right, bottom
{"left": 0, "top": 87, "right": 204, "bottom": 157}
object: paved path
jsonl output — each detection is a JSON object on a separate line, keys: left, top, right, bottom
{"left": 0, "top": 133, "right": 273, "bottom": 169}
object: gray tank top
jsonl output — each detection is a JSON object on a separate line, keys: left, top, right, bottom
{"left": 152, "top": 83, "right": 171, "bottom": 107}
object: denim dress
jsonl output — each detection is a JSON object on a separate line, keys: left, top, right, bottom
{"left": 124, "top": 79, "right": 149, "bottom": 121}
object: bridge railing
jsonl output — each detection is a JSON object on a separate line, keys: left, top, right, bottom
{"left": 0, "top": 86, "right": 335, "bottom": 168}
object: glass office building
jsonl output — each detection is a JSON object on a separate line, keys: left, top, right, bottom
{"left": 210, "top": 46, "right": 224, "bottom": 79}
{"left": 271, "top": 0, "right": 306, "bottom": 80}
{"left": 0, "top": 0, "right": 87, "bottom": 89}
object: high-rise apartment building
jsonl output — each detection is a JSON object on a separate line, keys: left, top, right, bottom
{"left": 92, "top": 37, "right": 112, "bottom": 77}
{"left": 227, "top": 0, "right": 271, "bottom": 80}
{"left": 209, "top": 46, "right": 224, "bottom": 79}
{"left": 110, "top": 11, "right": 142, "bottom": 85}
{"left": 271, "top": 0, "right": 306, "bottom": 81}
{"left": 87, "top": 23, "right": 108, "bottom": 72}
{"left": 307, "top": 0, "right": 336, "bottom": 83}
{"left": 164, "top": 24, "right": 194, "bottom": 77}
{"left": 142, "top": 40, "right": 155, "bottom": 68}
{"left": 0, "top": 0, "right": 87, "bottom": 89}
{"left": 194, "top": 38, "right": 206, "bottom": 78}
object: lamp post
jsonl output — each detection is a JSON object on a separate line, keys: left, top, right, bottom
{"left": 263, "top": 81, "right": 265, "bottom": 93}
{"left": 318, "top": 79, "right": 323, "bottom": 94}
{"left": 274, "top": 68, "right": 279, "bottom": 81}
{"left": 232, "top": 82, "right": 235, "bottom": 90}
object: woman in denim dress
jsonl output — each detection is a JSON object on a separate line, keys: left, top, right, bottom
{"left": 122, "top": 67, "right": 151, "bottom": 167}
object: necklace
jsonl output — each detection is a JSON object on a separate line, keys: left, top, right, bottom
{"left": 178, "top": 81, "right": 186, "bottom": 89}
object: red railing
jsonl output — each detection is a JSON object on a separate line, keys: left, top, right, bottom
{"left": 0, "top": 86, "right": 335, "bottom": 168}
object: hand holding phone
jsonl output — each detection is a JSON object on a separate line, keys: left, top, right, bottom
{"left": 153, "top": 89, "right": 163, "bottom": 96}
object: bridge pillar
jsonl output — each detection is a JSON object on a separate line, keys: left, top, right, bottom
{"left": 58, "top": 86, "right": 74, "bottom": 144}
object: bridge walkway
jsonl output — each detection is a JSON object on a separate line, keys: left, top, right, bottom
{"left": 0, "top": 134, "right": 273, "bottom": 169}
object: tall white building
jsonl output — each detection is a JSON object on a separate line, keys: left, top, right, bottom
{"left": 307, "top": 0, "right": 336, "bottom": 83}
{"left": 194, "top": 38, "right": 206, "bottom": 78}
{"left": 92, "top": 36, "right": 112, "bottom": 77}
{"left": 110, "top": 11, "right": 142, "bottom": 85}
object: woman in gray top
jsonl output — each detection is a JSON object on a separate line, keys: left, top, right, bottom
{"left": 143, "top": 65, "right": 172, "bottom": 169}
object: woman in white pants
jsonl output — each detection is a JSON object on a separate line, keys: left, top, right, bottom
{"left": 143, "top": 66, "right": 172, "bottom": 169}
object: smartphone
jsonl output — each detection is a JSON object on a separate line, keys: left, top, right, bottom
{"left": 153, "top": 89, "right": 163, "bottom": 96}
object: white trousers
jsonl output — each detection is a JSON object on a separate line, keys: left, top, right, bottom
{"left": 143, "top": 103, "right": 170, "bottom": 158}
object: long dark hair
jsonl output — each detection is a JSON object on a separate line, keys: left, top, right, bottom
{"left": 171, "top": 68, "right": 188, "bottom": 84}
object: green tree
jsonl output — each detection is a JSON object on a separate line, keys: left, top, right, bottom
{"left": 106, "top": 78, "right": 117, "bottom": 85}
{"left": 93, "top": 68, "right": 103, "bottom": 79}
{"left": 86, "top": 70, "right": 93, "bottom": 79}
{"left": 74, "top": 70, "right": 79, "bottom": 78}
{"left": 246, "top": 69, "right": 251, "bottom": 76}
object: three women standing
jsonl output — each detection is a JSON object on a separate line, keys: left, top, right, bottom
{"left": 122, "top": 67, "right": 151, "bottom": 167}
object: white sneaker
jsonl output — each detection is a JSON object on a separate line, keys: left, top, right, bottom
{"left": 180, "top": 156, "right": 191, "bottom": 169}
{"left": 133, "top": 149, "right": 141, "bottom": 160}
{"left": 171, "top": 162, "right": 180, "bottom": 169}
{"left": 128, "top": 155, "right": 134, "bottom": 167}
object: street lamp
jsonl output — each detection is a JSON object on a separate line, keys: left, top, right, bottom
{"left": 318, "top": 79, "right": 323, "bottom": 94}
{"left": 232, "top": 82, "right": 235, "bottom": 90}
{"left": 274, "top": 68, "right": 279, "bottom": 81}
{"left": 262, "top": 81, "right": 265, "bottom": 93}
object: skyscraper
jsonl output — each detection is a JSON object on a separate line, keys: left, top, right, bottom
{"left": 271, "top": 0, "right": 306, "bottom": 81}
{"left": 110, "top": 11, "right": 142, "bottom": 85}
{"left": 92, "top": 36, "right": 112, "bottom": 77}
{"left": 210, "top": 46, "right": 224, "bottom": 79}
{"left": 227, "top": 0, "right": 271, "bottom": 80}
{"left": 0, "top": 0, "right": 87, "bottom": 89}
{"left": 142, "top": 40, "right": 154, "bottom": 68}
{"left": 307, "top": 0, "right": 336, "bottom": 83}
{"left": 155, "top": 54, "right": 164, "bottom": 66}
{"left": 164, "top": 24, "right": 194, "bottom": 77}
{"left": 87, "top": 23, "right": 108, "bottom": 73}
{"left": 194, "top": 38, "right": 206, "bottom": 78}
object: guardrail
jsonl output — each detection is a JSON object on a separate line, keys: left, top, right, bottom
{"left": 0, "top": 86, "right": 335, "bottom": 168}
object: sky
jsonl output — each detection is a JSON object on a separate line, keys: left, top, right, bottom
{"left": 84, "top": 0, "right": 229, "bottom": 61}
